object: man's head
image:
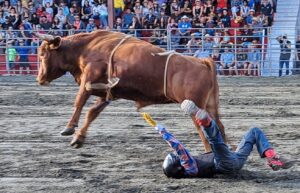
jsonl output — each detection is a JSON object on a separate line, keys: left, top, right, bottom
{"left": 163, "top": 153, "right": 185, "bottom": 178}
{"left": 181, "top": 100, "right": 199, "bottom": 116}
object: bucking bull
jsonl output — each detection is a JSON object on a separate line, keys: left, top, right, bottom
{"left": 34, "top": 30, "right": 226, "bottom": 152}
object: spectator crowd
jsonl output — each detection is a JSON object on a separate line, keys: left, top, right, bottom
{"left": 0, "top": 0, "right": 278, "bottom": 75}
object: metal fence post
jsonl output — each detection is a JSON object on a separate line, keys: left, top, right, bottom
{"left": 5, "top": 35, "right": 8, "bottom": 75}
{"left": 167, "top": 28, "right": 171, "bottom": 51}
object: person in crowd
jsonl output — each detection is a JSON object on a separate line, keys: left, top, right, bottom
{"left": 114, "top": 0, "right": 125, "bottom": 18}
{"left": 142, "top": 0, "right": 150, "bottom": 19}
{"left": 15, "top": 0, "right": 24, "bottom": 16}
{"left": 220, "top": 30, "right": 233, "bottom": 48}
{"left": 192, "top": 0, "right": 203, "bottom": 19}
{"left": 114, "top": 16, "right": 125, "bottom": 31}
{"left": 170, "top": 0, "right": 180, "bottom": 16}
{"left": 86, "top": 17, "right": 96, "bottom": 32}
{"left": 158, "top": 10, "right": 169, "bottom": 29}
{"left": 167, "top": 17, "right": 180, "bottom": 46}
{"left": 16, "top": 39, "right": 30, "bottom": 75}
{"left": 8, "top": 7, "right": 20, "bottom": 29}
{"left": 133, "top": 0, "right": 143, "bottom": 22}
{"left": 28, "top": 2, "right": 37, "bottom": 17}
{"left": 203, "top": 0, "right": 215, "bottom": 17}
{"left": 143, "top": 8, "right": 157, "bottom": 28}
{"left": 39, "top": 15, "right": 52, "bottom": 30}
{"left": 231, "top": 0, "right": 243, "bottom": 19}
{"left": 0, "top": 10, "right": 6, "bottom": 25}
{"left": 203, "top": 34, "right": 214, "bottom": 55}
{"left": 186, "top": 32, "right": 201, "bottom": 54}
{"left": 141, "top": 100, "right": 294, "bottom": 179}
{"left": 180, "top": 0, "right": 192, "bottom": 18}
{"left": 217, "top": 0, "right": 228, "bottom": 9}
{"left": 67, "top": 7, "right": 77, "bottom": 27}
{"left": 247, "top": 42, "right": 261, "bottom": 76}
{"left": 128, "top": 15, "right": 142, "bottom": 37}
{"left": 194, "top": 44, "right": 211, "bottom": 59}
{"left": 218, "top": 46, "right": 235, "bottom": 75}
{"left": 220, "top": 9, "right": 230, "bottom": 27}
{"left": 72, "top": 15, "right": 85, "bottom": 33}
{"left": 2, "top": 0, "right": 11, "bottom": 17}
{"left": 17, "top": 24, "right": 31, "bottom": 46}
{"left": 6, "top": 41, "right": 17, "bottom": 75}
{"left": 235, "top": 46, "right": 248, "bottom": 75}
{"left": 276, "top": 34, "right": 291, "bottom": 77}
{"left": 152, "top": 1, "right": 161, "bottom": 17}
{"left": 42, "top": 0, "right": 53, "bottom": 7}
{"left": 99, "top": 1, "right": 108, "bottom": 28}
{"left": 29, "top": 13, "right": 39, "bottom": 28}
{"left": 122, "top": 8, "right": 134, "bottom": 29}
{"left": 178, "top": 15, "right": 192, "bottom": 45}
{"left": 246, "top": 9, "right": 255, "bottom": 25}
{"left": 81, "top": 0, "right": 93, "bottom": 22}
{"left": 260, "top": 0, "right": 273, "bottom": 26}
{"left": 240, "top": 0, "right": 250, "bottom": 18}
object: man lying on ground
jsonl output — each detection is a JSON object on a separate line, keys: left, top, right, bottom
{"left": 142, "top": 100, "right": 295, "bottom": 178}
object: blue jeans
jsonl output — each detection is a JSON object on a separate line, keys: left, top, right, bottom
{"left": 115, "top": 8, "right": 122, "bottom": 18}
{"left": 202, "top": 121, "right": 272, "bottom": 174}
{"left": 279, "top": 59, "right": 290, "bottom": 76}
{"left": 100, "top": 15, "right": 108, "bottom": 27}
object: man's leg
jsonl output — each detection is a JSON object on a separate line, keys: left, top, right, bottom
{"left": 235, "top": 127, "right": 271, "bottom": 160}
{"left": 201, "top": 120, "right": 240, "bottom": 173}
{"left": 285, "top": 60, "right": 290, "bottom": 75}
{"left": 181, "top": 100, "right": 236, "bottom": 173}
{"left": 236, "top": 127, "right": 295, "bottom": 171}
{"left": 279, "top": 60, "right": 284, "bottom": 76}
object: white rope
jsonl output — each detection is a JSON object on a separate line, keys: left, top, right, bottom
{"left": 164, "top": 53, "right": 175, "bottom": 101}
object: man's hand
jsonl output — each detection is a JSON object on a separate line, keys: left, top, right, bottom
{"left": 142, "top": 112, "right": 157, "bottom": 127}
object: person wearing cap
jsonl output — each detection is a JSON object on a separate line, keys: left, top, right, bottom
{"left": 142, "top": 100, "right": 295, "bottom": 178}
{"left": 276, "top": 34, "right": 292, "bottom": 77}
{"left": 246, "top": 9, "right": 255, "bottom": 25}
{"left": 16, "top": 39, "right": 30, "bottom": 74}
{"left": 178, "top": 15, "right": 192, "bottom": 44}
{"left": 86, "top": 18, "right": 96, "bottom": 32}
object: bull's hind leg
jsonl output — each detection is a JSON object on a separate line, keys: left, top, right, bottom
{"left": 192, "top": 117, "right": 212, "bottom": 153}
{"left": 70, "top": 98, "right": 109, "bottom": 148}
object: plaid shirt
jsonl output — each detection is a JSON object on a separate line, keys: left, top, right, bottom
{"left": 156, "top": 125, "right": 198, "bottom": 176}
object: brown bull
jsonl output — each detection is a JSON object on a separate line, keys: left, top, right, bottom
{"left": 34, "top": 30, "right": 226, "bottom": 152}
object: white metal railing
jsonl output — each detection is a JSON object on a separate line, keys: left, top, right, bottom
{"left": 0, "top": 28, "right": 299, "bottom": 76}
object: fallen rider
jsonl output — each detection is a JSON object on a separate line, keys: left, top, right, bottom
{"left": 142, "top": 100, "right": 295, "bottom": 178}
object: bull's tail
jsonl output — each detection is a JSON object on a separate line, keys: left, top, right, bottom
{"left": 203, "top": 58, "right": 227, "bottom": 143}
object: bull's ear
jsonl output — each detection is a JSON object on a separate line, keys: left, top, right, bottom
{"left": 49, "top": 36, "right": 62, "bottom": 50}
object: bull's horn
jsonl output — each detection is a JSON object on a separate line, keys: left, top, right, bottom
{"left": 31, "top": 32, "right": 55, "bottom": 41}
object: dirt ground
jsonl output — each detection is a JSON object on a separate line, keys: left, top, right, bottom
{"left": 0, "top": 75, "right": 299, "bottom": 193}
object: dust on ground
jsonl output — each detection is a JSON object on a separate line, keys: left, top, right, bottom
{"left": 0, "top": 75, "right": 299, "bottom": 193}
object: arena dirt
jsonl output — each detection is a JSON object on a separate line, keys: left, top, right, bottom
{"left": 0, "top": 75, "right": 299, "bottom": 193}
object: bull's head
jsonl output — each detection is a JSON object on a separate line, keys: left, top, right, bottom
{"left": 33, "top": 32, "right": 67, "bottom": 86}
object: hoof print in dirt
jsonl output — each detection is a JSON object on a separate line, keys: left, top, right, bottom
{"left": 60, "top": 127, "right": 75, "bottom": 136}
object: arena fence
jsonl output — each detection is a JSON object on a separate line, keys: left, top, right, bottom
{"left": 0, "top": 27, "right": 299, "bottom": 76}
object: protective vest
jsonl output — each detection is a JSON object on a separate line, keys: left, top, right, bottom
{"left": 194, "top": 152, "right": 217, "bottom": 178}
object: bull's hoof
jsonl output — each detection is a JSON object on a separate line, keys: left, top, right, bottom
{"left": 60, "top": 127, "right": 75, "bottom": 136}
{"left": 70, "top": 134, "right": 85, "bottom": 149}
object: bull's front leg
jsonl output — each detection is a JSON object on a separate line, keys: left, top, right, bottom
{"left": 70, "top": 98, "right": 110, "bottom": 148}
{"left": 60, "top": 87, "right": 90, "bottom": 136}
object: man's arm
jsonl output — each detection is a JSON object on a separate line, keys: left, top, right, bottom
{"left": 142, "top": 113, "right": 198, "bottom": 176}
